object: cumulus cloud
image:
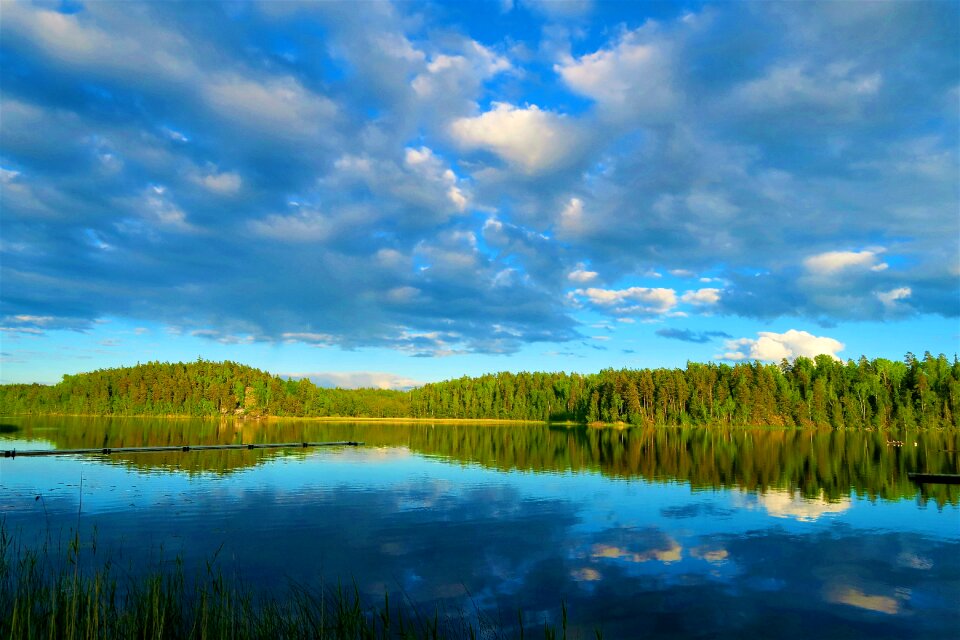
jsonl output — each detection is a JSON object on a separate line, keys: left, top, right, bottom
{"left": 323, "top": 147, "right": 469, "bottom": 226}
{"left": 572, "top": 284, "right": 727, "bottom": 318}
{"left": 137, "top": 186, "right": 196, "bottom": 232}
{"left": 558, "top": 197, "right": 587, "bottom": 234}
{"left": 719, "top": 329, "right": 845, "bottom": 362}
{"left": 412, "top": 40, "right": 510, "bottom": 102}
{"left": 403, "top": 146, "right": 469, "bottom": 212}
{"left": 729, "top": 63, "right": 881, "bottom": 119}
{"left": 450, "top": 103, "right": 585, "bottom": 174}
{"left": 202, "top": 74, "right": 338, "bottom": 140}
{"left": 568, "top": 263, "right": 598, "bottom": 283}
{"left": 0, "top": 0, "right": 955, "bottom": 370}
{"left": 876, "top": 287, "right": 911, "bottom": 309}
{"left": 556, "top": 27, "right": 678, "bottom": 121}
{"left": 803, "top": 249, "right": 888, "bottom": 275}
{"left": 680, "top": 288, "right": 721, "bottom": 306}
{"left": 572, "top": 287, "right": 677, "bottom": 315}
{"left": 249, "top": 208, "right": 332, "bottom": 242}
{"left": 194, "top": 169, "right": 242, "bottom": 195}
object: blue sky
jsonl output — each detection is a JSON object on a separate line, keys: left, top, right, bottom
{"left": 1, "top": 0, "right": 958, "bottom": 388}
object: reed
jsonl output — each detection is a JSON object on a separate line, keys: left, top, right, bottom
{"left": 0, "top": 526, "right": 584, "bottom": 640}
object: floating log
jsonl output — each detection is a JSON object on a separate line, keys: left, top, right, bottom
{"left": 2, "top": 441, "right": 363, "bottom": 458}
{"left": 907, "top": 472, "right": 960, "bottom": 485}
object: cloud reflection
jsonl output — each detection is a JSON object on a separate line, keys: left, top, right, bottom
{"left": 738, "top": 489, "right": 852, "bottom": 522}
{"left": 825, "top": 585, "right": 902, "bottom": 615}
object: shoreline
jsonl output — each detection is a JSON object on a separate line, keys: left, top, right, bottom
{"left": 0, "top": 413, "right": 550, "bottom": 425}
{"left": 3, "top": 414, "right": 926, "bottom": 431}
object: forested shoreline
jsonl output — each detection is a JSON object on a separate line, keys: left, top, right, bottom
{"left": 1, "top": 353, "right": 958, "bottom": 428}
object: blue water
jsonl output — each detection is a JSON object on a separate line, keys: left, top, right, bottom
{"left": 2, "top": 421, "right": 958, "bottom": 638}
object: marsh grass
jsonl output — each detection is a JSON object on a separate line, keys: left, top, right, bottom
{"left": 0, "top": 526, "right": 585, "bottom": 639}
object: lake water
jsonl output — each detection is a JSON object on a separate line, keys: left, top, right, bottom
{"left": 2, "top": 417, "right": 958, "bottom": 638}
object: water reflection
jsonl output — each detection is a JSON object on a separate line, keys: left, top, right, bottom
{"left": 737, "top": 489, "right": 852, "bottom": 522}
{"left": 3, "top": 417, "right": 958, "bottom": 505}
{"left": 1, "top": 418, "right": 958, "bottom": 638}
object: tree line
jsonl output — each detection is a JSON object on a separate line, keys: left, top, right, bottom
{"left": 0, "top": 360, "right": 409, "bottom": 419}
{"left": 1, "top": 353, "right": 958, "bottom": 428}
{"left": 410, "top": 352, "right": 960, "bottom": 429}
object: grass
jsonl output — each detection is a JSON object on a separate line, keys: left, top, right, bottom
{"left": 0, "top": 527, "right": 589, "bottom": 640}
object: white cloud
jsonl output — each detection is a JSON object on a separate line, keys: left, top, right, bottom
{"left": 411, "top": 40, "right": 510, "bottom": 110}
{"left": 680, "top": 288, "right": 721, "bottom": 306}
{"left": 334, "top": 154, "right": 373, "bottom": 175}
{"left": 4, "top": 5, "right": 341, "bottom": 143}
{"left": 437, "top": 42, "right": 509, "bottom": 76}
{"left": 685, "top": 190, "right": 739, "bottom": 219}
{"left": 573, "top": 287, "right": 677, "bottom": 314}
{"left": 0, "top": 326, "right": 45, "bottom": 335}
{"left": 556, "top": 29, "right": 677, "bottom": 120}
{"left": 559, "top": 197, "right": 586, "bottom": 232}
{"left": 140, "top": 187, "right": 194, "bottom": 231}
{"left": 403, "top": 147, "right": 434, "bottom": 167}
{"left": 281, "top": 332, "right": 336, "bottom": 345}
{"left": 449, "top": 102, "right": 584, "bottom": 174}
{"left": 373, "top": 32, "right": 426, "bottom": 65}
{"left": 3, "top": 4, "right": 166, "bottom": 77}
{"left": 194, "top": 169, "right": 242, "bottom": 194}
{"left": 375, "top": 249, "right": 409, "bottom": 269}
{"left": 403, "top": 146, "right": 469, "bottom": 212}
{"left": 163, "top": 127, "right": 189, "bottom": 143}
{"left": 386, "top": 286, "right": 421, "bottom": 303}
{"left": 249, "top": 209, "right": 331, "bottom": 242}
{"left": 447, "top": 186, "right": 468, "bottom": 211}
{"left": 568, "top": 263, "right": 598, "bottom": 283}
{"left": 876, "top": 287, "right": 911, "bottom": 308}
{"left": 6, "top": 315, "right": 55, "bottom": 325}
{"left": 720, "top": 329, "right": 845, "bottom": 361}
{"left": 731, "top": 63, "right": 881, "bottom": 115}
{"left": 804, "top": 249, "right": 888, "bottom": 275}
{"left": 203, "top": 74, "right": 337, "bottom": 139}
{"left": 190, "top": 329, "right": 254, "bottom": 345}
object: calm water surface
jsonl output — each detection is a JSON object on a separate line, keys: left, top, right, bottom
{"left": 2, "top": 417, "right": 958, "bottom": 638}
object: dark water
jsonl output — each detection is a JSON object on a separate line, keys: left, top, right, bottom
{"left": 2, "top": 417, "right": 958, "bottom": 638}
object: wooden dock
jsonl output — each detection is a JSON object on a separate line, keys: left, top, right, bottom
{"left": 3, "top": 441, "right": 363, "bottom": 458}
{"left": 907, "top": 472, "right": 960, "bottom": 485}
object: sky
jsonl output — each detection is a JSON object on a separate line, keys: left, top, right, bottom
{"left": 1, "top": 0, "right": 958, "bottom": 388}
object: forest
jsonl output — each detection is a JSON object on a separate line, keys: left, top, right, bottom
{"left": 0, "top": 352, "right": 958, "bottom": 429}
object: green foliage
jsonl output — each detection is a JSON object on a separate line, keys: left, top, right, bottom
{"left": 409, "top": 354, "right": 960, "bottom": 428}
{"left": 0, "top": 360, "right": 410, "bottom": 419}
{"left": 2, "top": 354, "right": 959, "bottom": 428}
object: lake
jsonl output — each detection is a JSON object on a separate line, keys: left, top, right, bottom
{"left": 2, "top": 417, "right": 958, "bottom": 638}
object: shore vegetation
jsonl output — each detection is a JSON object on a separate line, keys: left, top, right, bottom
{"left": 1, "top": 352, "right": 958, "bottom": 428}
